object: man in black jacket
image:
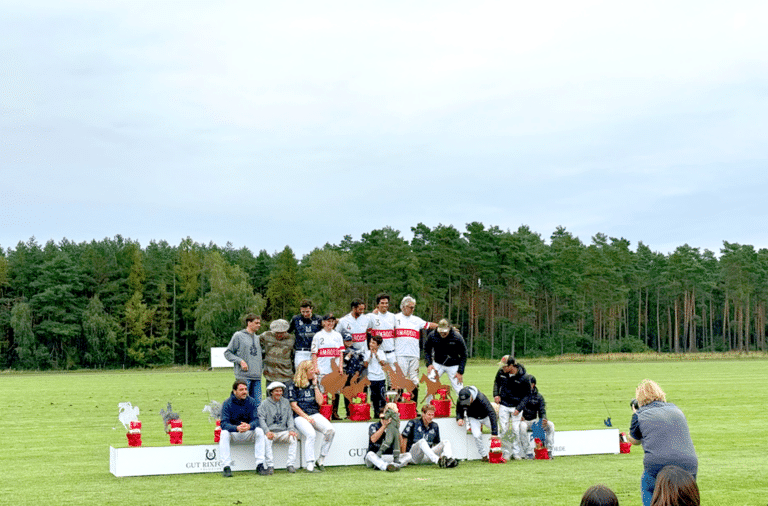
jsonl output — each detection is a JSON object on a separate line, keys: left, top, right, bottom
{"left": 493, "top": 355, "right": 530, "bottom": 460}
{"left": 456, "top": 386, "right": 499, "bottom": 461}
{"left": 424, "top": 319, "right": 467, "bottom": 397}
{"left": 516, "top": 375, "right": 554, "bottom": 459}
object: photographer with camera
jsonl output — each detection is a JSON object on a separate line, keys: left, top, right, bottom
{"left": 628, "top": 379, "right": 698, "bottom": 506}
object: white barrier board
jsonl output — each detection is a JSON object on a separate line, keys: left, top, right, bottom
{"left": 110, "top": 423, "right": 619, "bottom": 477}
{"left": 210, "top": 347, "right": 232, "bottom": 368}
{"left": 110, "top": 442, "right": 290, "bottom": 477}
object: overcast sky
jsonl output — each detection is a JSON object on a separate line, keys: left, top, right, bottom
{"left": 2, "top": 1, "right": 767, "bottom": 259}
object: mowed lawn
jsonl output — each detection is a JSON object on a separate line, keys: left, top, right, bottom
{"left": 1, "top": 355, "right": 766, "bottom": 506}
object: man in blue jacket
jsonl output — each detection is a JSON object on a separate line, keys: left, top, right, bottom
{"left": 220, "top": 380, "right": 266, "bottom": 477}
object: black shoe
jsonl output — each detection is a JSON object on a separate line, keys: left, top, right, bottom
{"left": 287, "top": 466, "right": 296, "bottom": 473}
{"left": 446, "top": 458, "right": 459, "bottom": 468}
{"left": 222, "top": 466, "right": 232, "bottom": 478}
{"left": 315, "top": 462, "right": 325, "bottom": 472}
{"left": 256, "top": 463, "right": 269, "bottom": 476}
{"left": 386, "top": 463, "right": 399, "bottom": 472}
{"left": 438, "top": 455, "right": 448, "bottom": 468}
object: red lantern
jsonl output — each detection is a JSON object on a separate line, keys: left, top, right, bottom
{"left": 169, "top": 419, "right": 183, "bottom": 445}
{"left": 126, "top": 420, "right": 142, "bottom": 447}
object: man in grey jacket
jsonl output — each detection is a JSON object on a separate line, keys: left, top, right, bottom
{"left": 258, "top": 381, "right": 298, "bottom": 474}
{"left": 224, "top": 314, "right": 263, "bottom": 406}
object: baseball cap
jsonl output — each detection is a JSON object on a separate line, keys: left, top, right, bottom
{"left": 437, "top": 319, "right": 451, "bottom": 333}
{"left": 457, "top": 388, "right": 473, "bottom": 406}
{"left": 497, "top": 355, "right": 516, "bottom": 367}
{"left": 322, "top": 313, "right": 337, "bottom": 322}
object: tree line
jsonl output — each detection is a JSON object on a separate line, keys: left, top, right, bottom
{"left": 0, "top": 222, "right": 766, "bottom": 370}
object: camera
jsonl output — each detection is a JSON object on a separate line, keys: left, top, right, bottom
{"left": 630, "top": 398, "right": 639, "bottom": 410}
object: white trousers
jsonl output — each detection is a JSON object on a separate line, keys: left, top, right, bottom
{"left": 264, "top": 430, "right": 298, "bottom": 467}
{"left": 294, "top": 350, "right": 312, "bottom": 370}
{"left": 498, "top": 405, "right": 523, "bottom": 458}
{"left": 364, "top": 451, "right": 413, "bottom": 470}
{"left": 294, "top": 413, "right": 335, "bottom": 465}
{"left": 519, "top": 419, "right": 555, "bottom": 456}
{"left": 408, "top": 439, "right": 452, "bottom": 464}
{"left": 397, "top": 356, "right": 420, "bottom": 385}
{"left": 219, "top": 428, "right": 265, "bottom": 468}
{"left": 428, "top": 364, "right": 463, "bottom": 397}
{"left": 467, "top": 416, "right": 492, "bottom": 456}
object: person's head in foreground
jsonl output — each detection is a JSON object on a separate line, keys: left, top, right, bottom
{"left": 650, "top": 465, "right": 699, "bottom": 506}
{"left": 580, "top": 484, "right": 619, "bottom": 506}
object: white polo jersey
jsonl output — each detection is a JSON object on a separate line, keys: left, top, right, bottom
{"left": 367, "top": 311, "right": 396, "bottom": 353}
{"left": 310, "top": 329, "right": 344, "bottom": 375}
{"left": 336, "top": 312, "right": 370, "bottom": 353}
{"left": 395, "top": 313, "right": 429, "bottom": 358}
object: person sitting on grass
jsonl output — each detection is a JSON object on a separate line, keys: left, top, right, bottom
{"left": 401, "top": 403, "right": 458, "bottom": 468}
{"left": 364, "top": 405, "right": 412, "bottom": 472}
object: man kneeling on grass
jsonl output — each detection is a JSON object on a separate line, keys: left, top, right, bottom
{"left": 220, "top": 380, "right": 266, "bottom": 477}
{"left": 257, "top": 381, "right": 299, "bottom": 474}
{"left": 401, "top": 404, "right": 458, "bottom": 468}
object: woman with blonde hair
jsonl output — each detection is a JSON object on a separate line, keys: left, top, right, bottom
{"left": 628, "top": 380, "right": 697, "bottom": 506}
{"left": 286, "top": 360, "right": 336, "bottom": 472}
{"left": 650, "top": 465, "right": 700, "bottom": 506}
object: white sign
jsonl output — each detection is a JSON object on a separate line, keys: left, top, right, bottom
{"left": 210, "top": 347, "right": 232, "bottom": 368}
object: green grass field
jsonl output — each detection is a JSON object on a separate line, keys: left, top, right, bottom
{"left": 2, "top": 354, "right": 766, "bottom": 506}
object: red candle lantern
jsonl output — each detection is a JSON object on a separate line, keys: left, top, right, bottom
{"left": 169, "top": 419, "right": 183, "bottom": 445}
{"left": 127, "top": 420, "right": 142, "bottom": 447}
{"left": 489, "top": 436, "right": 505, "bottom": 463}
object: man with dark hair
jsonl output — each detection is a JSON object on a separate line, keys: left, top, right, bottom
{"left": 516, "top": 375, "right": 555, "bottom": 459}
{"left": 288, "top": 300, "right": 323, "bottom": 370}
{"left": 220, "top": 380, "right": 266, "bottom": 477}
{"left": 493, "top": 355, "right": 530, "bottom": 460}
{"left": 224, "top": 314, "right": 264, "bottom": 404}
{"left": 401, "top": 404, "right": 458, "bottom": 468}
{"left": 424, "top": 319, "right": 467, "bottom": 397}
{"left": 367, "top": 293, "right": 397, "bottom": 367}
{"left": 456, "top": 386, "right": 499, "bottom": 462}
{"left": 336, "top": 298, "right": 370, "bottom": 354}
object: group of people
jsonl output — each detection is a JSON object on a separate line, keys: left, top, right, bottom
{"left": 218, "top": 296, "right": 699, "bottom": 506}
{"left": 222, "top": 295, "right": 468, "bottom": 418}
{"left": 218, "top": 294, "right": 470, "bottom": 475}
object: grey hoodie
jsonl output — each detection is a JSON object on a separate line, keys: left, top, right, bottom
{"left": 224, "top": 329, "right": 263, "bottom": 380}
{"left": 258, "top": 395, "right": 295, "bottom": 432}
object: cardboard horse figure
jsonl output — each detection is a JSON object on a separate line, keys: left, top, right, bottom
{"left": 383, "top": 362, "right": 416, "bottom": 394}
{"left": 341, "top": 371, "right": 371, "bottom": 403}
{"left": 319, "top": 358, "right": 349, "bottom": 397}
{"left": 420, "top": 372, "right": 448, "bottom": 401}
{"left": 376, "top": 402, "right": 401, "bottom": 460}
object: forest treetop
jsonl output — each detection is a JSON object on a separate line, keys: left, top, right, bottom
{"left": 1, "top": 222, "right": 765, "bottom": 370}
